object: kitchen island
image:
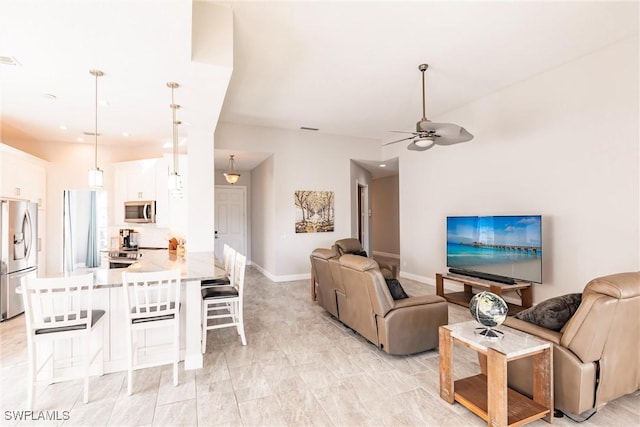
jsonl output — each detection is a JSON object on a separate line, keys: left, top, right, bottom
{"left": 47, "top": 251, "right": 225, "bottom": 375}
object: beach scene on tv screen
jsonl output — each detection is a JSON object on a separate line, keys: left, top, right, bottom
{"left": 447, "top": 216, "right": 542, "bottom": 282}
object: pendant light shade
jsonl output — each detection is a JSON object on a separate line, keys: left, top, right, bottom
{"left": 88, "top": 69, "right": 104, "bottom": 188}
{"left": 167, "top": 82, "right": 183, "bottom": 198}
{"left": 224, "top": 155, "right": 241, "bottom": 184}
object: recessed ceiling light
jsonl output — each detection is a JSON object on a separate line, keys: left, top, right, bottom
{"left": 122, "top": 132, "right": 130, "bottom": 137}
{"left": 77, "top": 137, "right": 84, "bottom": 142}
{"left": 44, "top": 93, "right": 57, "bottom": 100}
{"left": 59, "top": 125, "right": 67, "bottom": 131}
{"left": 0, "top": 56, "right": 20, "bottom": 66}
{"left": 379, "top": 164, "right": 387, "bottom": 168}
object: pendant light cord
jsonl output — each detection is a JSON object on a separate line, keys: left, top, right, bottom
{"left": 169, "top": 83, "right": 180, "bottom": 175}
{"left": 94, "top": 71, "right": 98, "bottom": 169}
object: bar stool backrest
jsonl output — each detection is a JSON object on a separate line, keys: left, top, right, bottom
{"left": 22, "top": 273, "right": 96, "bottom": 334}
{"left": 122, "top": 270, "right": 181, "bottom": 323}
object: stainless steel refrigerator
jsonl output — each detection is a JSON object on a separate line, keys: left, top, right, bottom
{"left": 0, "top": 199, "right": 38, "bottom": 322}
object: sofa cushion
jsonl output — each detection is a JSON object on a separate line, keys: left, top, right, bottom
{"left": 385, "top": 278, "right": 409, "bottom": 300}
{"left": 514, "top": 293, "right": 582, "bottom": 331}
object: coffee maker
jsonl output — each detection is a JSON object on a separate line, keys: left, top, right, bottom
{"left": 120, "top": 228, "right": 139, "bottom": 250}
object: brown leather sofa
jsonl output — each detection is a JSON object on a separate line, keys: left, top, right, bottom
{"left": 504, "top": 271, "right": 640, "bottom": 417}
{"left": 332, "top": 238, "right": 398, "bottom": 279}
{"left": 310, "top": 249, "right": 448, "bottom": 355}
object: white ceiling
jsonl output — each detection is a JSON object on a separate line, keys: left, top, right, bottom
{"left": 1, "top": 1, "right": 638, "bottom": 175}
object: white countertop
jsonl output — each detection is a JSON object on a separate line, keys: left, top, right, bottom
{"left": 62, "top": 251, "right": 225, "bottom": 288}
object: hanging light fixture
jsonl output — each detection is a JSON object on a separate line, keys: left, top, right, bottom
{"left": 224, "top": 155, "right": 241, "bottom": 184}
{"left": 88, "top": 69, "right": 104, "bottom": 188}
{"left": 167, "top": 82, "right": 183, "bottom": 197}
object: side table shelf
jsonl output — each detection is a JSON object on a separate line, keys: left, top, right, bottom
{"left": 439, "top": 321, "right": 553, "bottom": 427}
{"left": 436, "top": 273, "right": 532, "bottom": 315}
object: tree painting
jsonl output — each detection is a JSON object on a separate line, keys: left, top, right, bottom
{"left": 295, "top": 190, "right": 334, "bottom": 233}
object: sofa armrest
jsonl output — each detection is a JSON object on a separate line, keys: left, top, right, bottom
{"left": 378, "top": 262, "right": 398, "bottom": 279}
{"left": 503, "top": 316, "right": 562, "bottom": 345}
{"left": 392, "top": 294, "right": 446, "bottom": 310}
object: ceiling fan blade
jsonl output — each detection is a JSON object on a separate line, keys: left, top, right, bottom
{"left": 389, "top": 130, "right": 418, "bottom": 135}
{"left": 382, "top": 136, "right": 416, "bottom": 146}
{"left": 435, "top": 126, "right": 474, "bottom": 145}
{"left": 407, "top": 140, "right": 436, "bottom": 151}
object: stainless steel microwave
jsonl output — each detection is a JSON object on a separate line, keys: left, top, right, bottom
{"left": 124, "top": 200, "right": 156, "bottom": 223}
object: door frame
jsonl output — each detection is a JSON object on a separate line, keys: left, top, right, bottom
{"left": 356, "top": 180, "right": 369, "bottom": 254}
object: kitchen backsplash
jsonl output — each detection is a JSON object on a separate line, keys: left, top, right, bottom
{"left": 108, "top": 224, "right": 185, "bottom": 249}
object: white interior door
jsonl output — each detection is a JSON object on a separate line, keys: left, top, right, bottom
{"left": 214, "top": 186, "right": 247, "bottom": 259}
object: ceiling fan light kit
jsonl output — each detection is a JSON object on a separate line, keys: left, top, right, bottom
{"left": 384, "top": 63, "right": 473, "bottom": 151}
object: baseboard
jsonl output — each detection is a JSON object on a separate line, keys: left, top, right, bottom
{"left": 251, "top": 262, "right": 310, "bottom": 283}
{"left": 372, "top": 251, "right": 400, "bottom": 259}
{"left": 399, "top": 271, "right": 436, "bottom": 287}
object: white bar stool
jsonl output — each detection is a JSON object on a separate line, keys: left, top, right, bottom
{"left": 21, "top": 273, "right": 105, "bottom": 409}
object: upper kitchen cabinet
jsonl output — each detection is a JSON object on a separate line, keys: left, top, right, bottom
{"left": 113, "top": 158, "right": 170, "bottom": 227}
{"left": 0, "top": 144, "right": 47, "bottom": 209}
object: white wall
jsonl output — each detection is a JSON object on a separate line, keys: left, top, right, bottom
{"left": 389, "top": 36, "right": 639, "bottom": 302}
{"left": 215, "top": 123, "right": 381, "bottom": 280}
{"left": 250, "top": 156, "right": 275, "bottom": 275}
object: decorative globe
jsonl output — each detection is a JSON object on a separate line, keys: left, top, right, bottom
{"left": 469, "top": 291, "right": 508, "bottom": 338}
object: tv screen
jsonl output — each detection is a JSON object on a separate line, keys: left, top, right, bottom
{"left": 446, "top": 215, "right": 542, "bottom": 283}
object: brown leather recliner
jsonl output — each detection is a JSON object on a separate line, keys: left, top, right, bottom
{"left": 333, "top": 238, "right": 398, "bottom": 279}
{"left": 504, "top": 271, "right": 640, "bottom": 417}
{"left": 338, "top": 254, "right": 448, "bottom": 355}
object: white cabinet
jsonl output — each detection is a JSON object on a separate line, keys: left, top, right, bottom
{"left": 113, "top": 158, "right": 170, "bottom": 227}
{"left": 1, "top": 149, "right": 47, "bottom": 209}
{"left": 126, "top": 159, "right": 158, "bottom": 201}
{"left": 1, "top": 144, "right": 48, "bottom": 275}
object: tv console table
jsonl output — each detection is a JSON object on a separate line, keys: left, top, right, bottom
{"left": 436, "top": 273, "right": 532, "bottom": 315}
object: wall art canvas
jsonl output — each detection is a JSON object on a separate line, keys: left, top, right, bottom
{"left": 295, "top": 190, "right": 334, "bottom": 233}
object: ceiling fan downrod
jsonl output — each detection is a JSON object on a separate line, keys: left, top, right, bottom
{"left": 419, "top": 64, "right": 428, "bottom": 121}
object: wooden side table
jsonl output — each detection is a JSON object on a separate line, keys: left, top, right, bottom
{"left": 439, "top": 321, "right": 553, "bottom": 427}
{"left": 436, "top": 273, "right": 533, "bottom": 315}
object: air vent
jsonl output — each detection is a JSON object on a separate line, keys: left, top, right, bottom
{"left": 83, "top": 132, "right": 101, "bottom": 136}
{"left": 300, "top": 126, "right": 319, "bottom": 131}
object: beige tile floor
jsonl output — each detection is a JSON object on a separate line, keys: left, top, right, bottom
{"left": 1, "top": 266, "right": 639, "bottom": 426}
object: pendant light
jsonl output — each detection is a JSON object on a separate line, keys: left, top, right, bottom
{"left": 167, "top": 82, "right": 183, "bottom": 197}
{"left": 88, "top": 69, "right": 104, "bottom": 188}
{"left": 224, "top": 155, "right": 241, "bottom": 184}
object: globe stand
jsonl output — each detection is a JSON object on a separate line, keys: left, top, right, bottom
{"left": 474, "top": 326, "right": 504, "bottom": 340}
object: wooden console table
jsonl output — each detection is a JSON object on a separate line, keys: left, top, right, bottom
{"left": 436, "top": 273, "right": 532, "bottom": 316}
{"left": 439, "top": 321, "right": 553, "bottom": 427}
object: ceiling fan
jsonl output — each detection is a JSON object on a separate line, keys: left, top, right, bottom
{"left": 383, "top": 64, "right": 473, "bottom": 151}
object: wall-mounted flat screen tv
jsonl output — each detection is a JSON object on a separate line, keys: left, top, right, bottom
{"left": 446, "top": 215, "right": 542, "bottom": 283}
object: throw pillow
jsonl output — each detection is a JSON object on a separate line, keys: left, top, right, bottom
{"left": 385, "top": 278, "right": 409, "bottom": 300}
{"left": 514, "top": 293, "right": 582, "bottom": 331}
